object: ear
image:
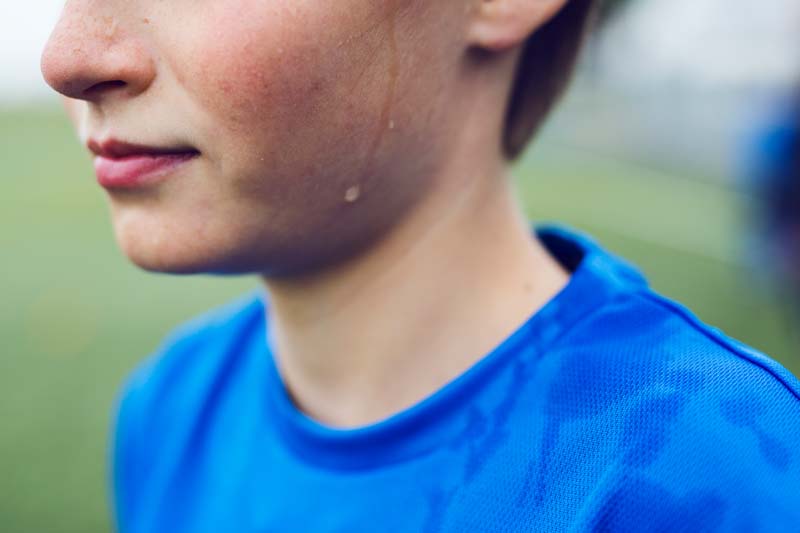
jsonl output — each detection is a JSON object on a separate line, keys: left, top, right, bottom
{"left": 468, "top": 0, "right": 569, "bottom": 52}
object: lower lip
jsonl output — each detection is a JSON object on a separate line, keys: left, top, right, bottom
{"left": 94, "top": 152, "right": 198, "bottom": 189}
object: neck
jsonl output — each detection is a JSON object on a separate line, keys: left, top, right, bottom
{"left": 261, "top": 162, "right": 568, "bottom": 428}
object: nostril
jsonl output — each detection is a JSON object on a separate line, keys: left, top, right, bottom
{"left": 84, "top": 79, "right": 127, "bottom": 97}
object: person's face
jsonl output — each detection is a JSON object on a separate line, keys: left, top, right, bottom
{"left": 41, "top": 0, "right": 474, "bottom": 275}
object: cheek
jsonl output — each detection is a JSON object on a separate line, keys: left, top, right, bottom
{"left": 192, "top": 29, "right": 309, "bottom": 132}
{"left": 172, "top": 2, "right": 406, "bottom": 201}
{"left": 176, "top": 2, "right": 385, "bottom": 140}
{"left": 134, "top": 1, "right": 457, "bottom": 273}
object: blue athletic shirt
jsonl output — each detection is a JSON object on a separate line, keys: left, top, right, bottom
{"left": 112, "top": 226, "right": 800, "bottom": 532}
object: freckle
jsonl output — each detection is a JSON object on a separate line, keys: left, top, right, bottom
{"left": 344, "top": 185, "right": 361, "bottom": 203}
{"left": 142, "top": 18, "right": 150, "bottom": 24}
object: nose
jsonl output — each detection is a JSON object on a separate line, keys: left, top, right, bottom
{"left": 41, "top": 4, "right": 155, "bottom": 103}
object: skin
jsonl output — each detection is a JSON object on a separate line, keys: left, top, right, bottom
{"left": 42, "top": 0, "right": 571, "bottom": 427}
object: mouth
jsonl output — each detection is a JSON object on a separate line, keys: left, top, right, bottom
{"left": 88, "top": 138, "right": 200, "bottom": 190}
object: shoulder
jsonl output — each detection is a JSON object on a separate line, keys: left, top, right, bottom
{"left": 641, "top": 289, "right": 799, "bottom": 400}
{"left": 622, "top": 289, "right": 800, "bottom": 432}
{"left": 545, "top": 287, "right": 800, "bottom": 528}
{"left": 547, "top": 284, "right": 800, "bottom": 407}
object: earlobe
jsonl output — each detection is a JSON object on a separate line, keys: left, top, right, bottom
{"left": 468, "top": 0, "right": 569, "bottom": 52}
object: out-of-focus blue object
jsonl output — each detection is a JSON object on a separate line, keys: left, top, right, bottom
{"left": 755, "top": 102, "right": 800, "bottom": 218}
{"left": 747, "top": 95, "right": 800, "bottom": 295}
{"left": 111, "top": 226, "right": 800, "bottom": 532}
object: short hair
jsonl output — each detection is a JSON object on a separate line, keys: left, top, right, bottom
{"left": 503, "top": 0, "right": 599, "bottom": 159}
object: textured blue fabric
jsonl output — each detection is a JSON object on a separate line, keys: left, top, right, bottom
{"left": 111, "top": 226, "right": 800, "bottom": 532}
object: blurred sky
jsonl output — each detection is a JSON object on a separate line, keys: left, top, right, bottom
{"left": 1, "top": 0, "right": 63, "bottom": 104}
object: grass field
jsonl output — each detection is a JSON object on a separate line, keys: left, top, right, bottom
{"left": 1, "top": 107, "right": 797, "bottom": 532}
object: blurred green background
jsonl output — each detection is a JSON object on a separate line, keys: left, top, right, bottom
{"left": 2, "top": 106, "right": 798, "bottom": 533}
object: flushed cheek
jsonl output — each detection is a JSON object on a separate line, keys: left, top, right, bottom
{"left": 158, "top": 3, "right": 424, "bottom": 221}
{"left": 197, "top": 38, "right": 307, "bottom": 129}
{"left": 106, "top": 1, "right": 459, "bottom": 274}
{"left": 177, "top": 3, "right": 363, "bottom": 137}
{"left": 171, "top": 4, "right": 406, "bottom": 217}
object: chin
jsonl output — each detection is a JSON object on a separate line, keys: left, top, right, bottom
{"left": 112, "top": 221, "right": 230, "bottom": 276}
{"left": 108, "top": 202, "right": 239, "bottom": 274}
{"left": 113, "top": 221, "right": 301, "bottom": 276}
{"left": 106, "top": 194, "right": 400, "bottom": 278}
{"left": 120, "top": 241, "right": 225, "bottom": 275}
{"left": 123, "top": 243, "right": 278, "bottom": 276}
{"left": 118, "top": 228, "right": 380, "bottom": 279}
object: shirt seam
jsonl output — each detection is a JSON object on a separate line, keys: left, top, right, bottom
{"left": 634, "top": 290, "right": 800, "bottom": 404}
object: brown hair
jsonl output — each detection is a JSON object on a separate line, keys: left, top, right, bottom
{"left": 503, "top": 0, "right": 599, "bottom": 159}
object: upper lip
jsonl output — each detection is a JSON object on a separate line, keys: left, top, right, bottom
{"left": 87, "top": 138, "right": 199, "bottom": 159}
